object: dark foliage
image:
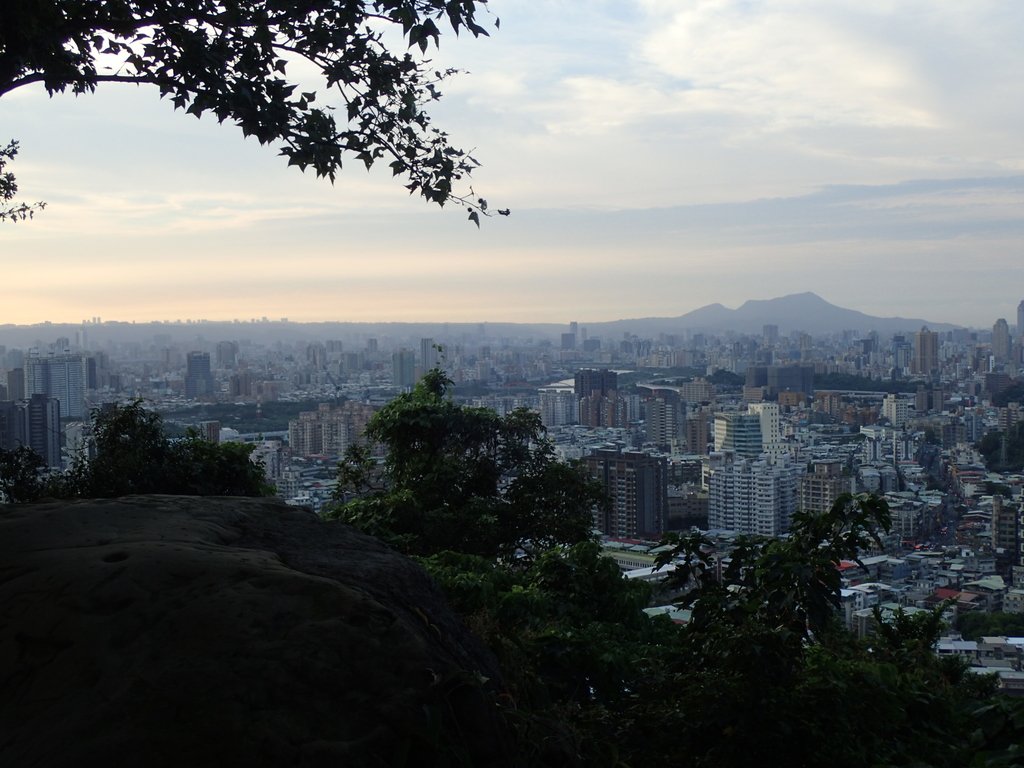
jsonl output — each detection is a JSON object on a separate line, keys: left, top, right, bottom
{"left": 707, "top": 368, "right": 743, "bottom": 386}
{"left": 330, "top": 368, "right": 601, "bottom": 560}
{"left": 978, "top": 423, "right": 1024, "bottom": 472}
{"left": 1, "top": 0, "right": 508, "bottom": 219}
{"left": 57, "top": 400, "right": 273, "bottom": 498}
{"left": 0, "top": 140, "right": 45, "bottom": 222}
{"left": 815, "top": 372, "right": 907, "bottom": 393}
{"left": 332, "top": 379, "right": 1024, "bottom": 766}
{"left": 0, "top": 445, "right": 46, "bottom": 503}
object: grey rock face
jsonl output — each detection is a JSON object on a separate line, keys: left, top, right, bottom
{"left": 0, "top": 496, "right": 510, "bottom": 767}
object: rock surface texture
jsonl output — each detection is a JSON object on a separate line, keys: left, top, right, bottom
{"left": 0, "top": 496, "right": 511, "bottom": 767}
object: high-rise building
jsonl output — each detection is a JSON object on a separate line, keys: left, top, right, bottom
{"left": 707, "top": 453, "right": 801, "bottom": 536}
{"left": 748, "top": 402, "right": 785, "bottom": 459}
{"left": 392, "top": 349, "right": 416, "bottom": 388}
{"left": 713, "top": 412, "right": 763, "bottom": 458}
{"left": 685, "top": 408, "right": 710, "bottom": 455}
{"left": 882, "top": 394, "right": 909, "bottom": 428}
{"left": 912, "top": 326, "right": 939, "bottom": 376}
{"left": 645, "top": 390, "right": 686, "bottom": 449}
{"left": 574, "top": 368, "right": 617, "bottom": 398}
{"left": 420, "top": 338, "right": 439, "bottom": 372}
{"left": 991, "top": 495, "right": 1018, "bottom": 577}
{"left": 6, "top": 368, "right": 24, "bottom": 401}
{"left": 215, "top": 341, "right": 239, "bottom": 368}
{"left": 579, "top": 391, "right": 628, "bottom": 428}
{"left": 1018, "top": 300, "right": 1024, "bottom": 338}
{"left": 539, "top": 388, "right": 578, "bottom": 427}
{"left": 992, "top": 318, "right": 1011, "bottom": 362}
{"left": 289, "top": 401, "right": 377, "bottom": 458}
{"left": 799, "top": 460, "right": 850, "bottom": 516}
{"left": 585, "top": 448, "right": 667, "bottom": 538}
{"left": 745, "top": 365, "right": 814, "bottom": 399}
{"left": 199, "top": 420, "right": 221, "bottom": 443}
{"left": 0, "top": 394, "right": 62, "bottom": 468}
{"left": 184, "top": 352, "right": 215, "bottom": 400}
{"left": 25, "top": 353, "right": 88, "bottom": 419}
{"left": 575, "top": 368, "right": 625, "bottom": 428}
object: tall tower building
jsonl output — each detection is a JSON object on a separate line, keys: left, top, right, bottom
{"left": 1018, "top": 300, "right": 1024, "bottom": 338}
{"left": 748, "top": 402, "right": 785, "bottom": 459}
{"left": 6, "top": 368, "right": 25, "bottom": 401}
{"left": 645, "top": 390, "right": 686, "bottom": 449}
{"left": 991, "top": 495, "right": 1018, "bottom": 577}
{"left": 574, "top": 368, "right": 617, "bottom": 398}
{"left": 882, "top": 394, "right": 909, "bottom": 427}
{"left": 993, "top": 318, "right": 1011, "bottom": 362}
{"left": 539, "top": 388, "right": 578, "bottom": 427}
{"left": 215, "top": 341, "right": 239, "bottom": 368}
{"left": 0, "top": 394, "right": 62, "bottom": 468}
{"left": 585, "top": 448, "right": 667, "bottom": 539}
{"left": 685, "top": 407, "right": 710, "bottom": 455}
{"left": 25, "top": 353, "right": 88, "bottom": 419}
{"left": 392, "top": 349, "right": 416, "bottom": 388}
{"left": 184, "top": 352, "right": 215, "bottom": 400}
{"left": 713, "top": 412, "right": 763, "bottom": 458}
{"left": 912, "top": 326, "right": 939, "bottom": 377}
{"left": 708, "top": 453, "right": 801, "bottom": 536}
{"left": 799, "top": 460, "right": 851, "bottom": 516}
{"left": 420, "top": 338, "right": 439, "bottom": 372}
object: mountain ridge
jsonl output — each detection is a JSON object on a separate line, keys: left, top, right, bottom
{"left": 0, "top": 293, "right": 962, "bottom": 348}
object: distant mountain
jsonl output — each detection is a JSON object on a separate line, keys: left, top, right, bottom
{"left": 0, "top": 294, "right": 962, "bottom": 351}
{"left": 587, "top": 292, "right": 959, "bottom": 337}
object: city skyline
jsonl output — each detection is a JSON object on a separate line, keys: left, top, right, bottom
{"left": 3, "top": 1, "right": 1023, "bottom": 326}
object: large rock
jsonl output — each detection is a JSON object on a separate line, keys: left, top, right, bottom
{"left": 0, "top": 496, "right": 513, "bottom": 767}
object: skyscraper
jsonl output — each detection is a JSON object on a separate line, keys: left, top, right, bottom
{"left": 420, "top": 338, "right": 439, "bottom": 372}
{"left": 392, "top": 349, "right": 416, "bottom": 388}
{"left": 25, "top": 353, "right": 88, "bottom": 419}
{"left": 799, "top": 461, "right": 851, "bottom": 516}
{"left": 992, "top": 318, "right": 1011, "bottom": 362}
{"left": 6, "top": 368, "right": 24, "bottom": 400}
{"left": 1018, "top": 300, "right": 1024, "bottom": 338}
{"left": 585, "top": 448, "right": 667, "bottom": 538}
{"left": 0, "top": 394, "right": 62, "bottom": 468}
{"left": 644, "top": 390, "right": 686, "bottom": 449}
{"left": 184, "top": 352, "right": 215, "bottom": 399}
{"left": 574, "top": 368, "right": 617, "bottom": 398}
{"left": 912, "top": 327, "right": 939, "bottom": 376}
{"left": 747, "top": 402, "right": 785, "bottom": 459}
{"left": 708, "top": 453, "right": 801, "bottom": 536}
{"left": 713, "top": 412, "right": 763, "bottom": 458}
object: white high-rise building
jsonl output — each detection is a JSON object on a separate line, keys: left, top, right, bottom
{"left": 25, "top": 353, "right": 88, "bottom": 419}
{"left": 539, "top": 389, "right": 578, "bottom": 427}
{"left": 708, "top": 453, "right": 802, "bottom": 536}
{"left": 713, "top": 412, "right": 762, "bottom": 458}
{"left": 748, "top": 402, "right": 786, "bottom": 460}
{"left": 882, "top": 394, "right": 909, "bottom": 428}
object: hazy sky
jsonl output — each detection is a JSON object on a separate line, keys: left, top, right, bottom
{"left": 2, "top": 1, "right": 1023, "bottom": 328}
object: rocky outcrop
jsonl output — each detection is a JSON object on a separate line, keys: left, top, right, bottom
{"left": 0, "top": 496, "right": 513, "bottom": 767}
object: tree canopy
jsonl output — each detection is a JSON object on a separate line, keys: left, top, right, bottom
{"left": 0, "top": 0, "right": 506, "bottom": 222}
{"left": 0, "top": 141, "right": 45, "bottom": 222}
{"left": 329, "top": 378, "right": 1024, "bottom": 766}
{"left": 41, "top": 400, "right": 273, "bottom": 499}
{"left": 329, "top": 368, "right": 602, "bottom": 559}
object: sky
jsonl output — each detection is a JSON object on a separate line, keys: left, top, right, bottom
{"left": 2, "top": 0, "right": 1023, "bottom": 328}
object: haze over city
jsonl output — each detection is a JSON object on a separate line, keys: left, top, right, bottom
{"left": 3, "top": 1, "right": 1024, "bottom": 327}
